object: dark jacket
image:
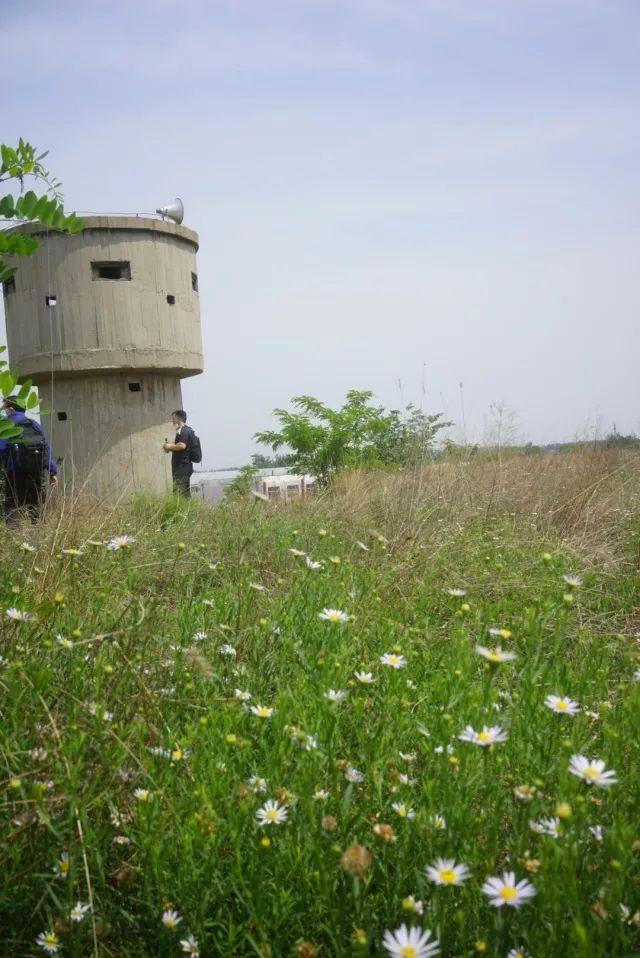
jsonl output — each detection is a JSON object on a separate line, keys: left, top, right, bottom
{"left": 0, "top": 412, "right": 58, "bottom": 476}
{"left": 171, "top": 425, "right": 194, "bottom": 472}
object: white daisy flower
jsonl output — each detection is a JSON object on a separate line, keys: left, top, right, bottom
{"left": 562, "top": 574, "right": 582, "bottom": 588}
{"left": 345, "top": 765, "right": 364, "bottom": 784}
{"left": 634, "top": 668, "right": 640, "bottom": 681}
{"left": 113, "top": 835, "right": 131, "bottom": 845}
{"left": 53, "top": 852, "right": 70, "bottom": 878}
{"left": 397, "top": 772, "right": 417, "bottom": 786}
{"left": 192, "top": 631, "right": 208, "bottom": 643}
{"left": 475, "top": 646, "right": 516, "bottom": 663}
{"left": 313, "top": 789, "right": 330, "bottom": 801}
{"left": 430, "top": 814, "right": 446, "bottom": 830}
{"left": 256, "top": 799, "right": 288, "bottom": 826}
{"left": 514, "top": 784, "right": 537, "bottom": 802}
{"left": 249, "top": 581, "right": 265, "bottom": 591}
{"left": 569, "top": 755, "right": 618, "bottom": 787}
{"left": 355, "top": 540, "right": 370, "bottom": 552}
{"left": 249, "top": 704, "right": 274, "bottom": 718}
{"left": 529, "top": 816, "right": 561, "bottom": 837}
{"left": 545, "top": 695, "right": 580, "bottom": 715}
{"left": 69, "top": 901, "right": 91, "bottom": 922}
{"left": 219, "top": 643, "right": 237, "bottom": 657}
{"left": 354, "top": 670, "right": 375, "bottom": 684}
{"left": 305, "top": 557, "right": 323, "bottom": 569}
{"left": 458, "top": 725, "right": 508, "bottom": 746}
{"left": 489, "top": 626, "right": 511, "bottom": 639}
{"left": 180, "top": 934, "right": 200, "bottom": 956}
{"left": 507, "top": 948, "right": 530, "bottom": 958}
{"left": 30, "top": 747, "right": 48, "bottom": 761}
{"left": 107, "top": 535, "right": 136, "bottom": 551}
{"left": 482, "top": 872, "right": 537, "bottom": 908}
{"left": 324, "top": 688, "right": 348, "bottom": 703}
{"left": 445, "top": 588, "right": 467, "bottom": 597}
{"left": 234, "top": 688, "right": 251, "bottom": 701}
{"left": 392, "top": 802, "right": 416, "bottom": 819}
{"left": 134, "top": 788, "right": 152, "bottom": 802}
{"left": 162, "top": 908, "right": 182, "bottom": 929}
{"left": 399, "top": 751, "right": 417, "bottom": 762}
{"left": 6, "top": 607, "right": 33, "bottom": 621}
{"left": 36, "top": 931, "right": 60, "bottom": 954}
{"left": 288, "top": 548, "right": 307, "bottom": 557}
{"left": 20, "top": 542, "right": 37, "bottom": 553}
{"left": 382, "top": 923, "right": 440, "bottom": 958}
{"left": 247, "top": 775, "right": 268, "bottom": 794}
{"left": 380, "top": 652, "right": 407, "bottom": 669}
{"left": 425, "top": 858, "right": 470, "bottom": 886}
{"left": 301, "top": 734, "right": 319, "bottom": 751}
{"left": 589, "top": 824, "right": 604, "bottom": 841}
{"left": 319, "top": 608, "right": 349, "bottom": 623}
{"left": 55, "top": 634, "right": 74, "bottom": 649}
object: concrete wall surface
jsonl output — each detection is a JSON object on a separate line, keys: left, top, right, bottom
{"left": 41, "top": 372, "right": 183, "bottom": 500}
{"left": 3, "top": 217, "right": 203, "bottom": 382}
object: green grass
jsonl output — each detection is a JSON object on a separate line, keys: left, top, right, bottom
{"left": 1, "top": 466, "right": 639, "bottom": 957}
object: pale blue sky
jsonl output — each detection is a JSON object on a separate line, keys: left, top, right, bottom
{"left": 3, "top": 0, "right": 639, "bottom": 465}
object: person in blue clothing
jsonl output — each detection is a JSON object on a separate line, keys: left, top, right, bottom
{"left": 0, "top": 397, "right": 58, "bottom": 523}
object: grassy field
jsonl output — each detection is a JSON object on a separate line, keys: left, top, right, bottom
{"left": 1, "top": 449, "right": 639, "bottom": 957}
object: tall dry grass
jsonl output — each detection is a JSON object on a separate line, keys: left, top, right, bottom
{"left": 322, "top": 448, "right": 640, "bottom": 569}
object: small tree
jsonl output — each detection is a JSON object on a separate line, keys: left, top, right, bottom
{"left": 0, "top": 138, "right": 83, "bottom": 440}
{"left": 254, "top": 390, "right": 451, "bottom": 485}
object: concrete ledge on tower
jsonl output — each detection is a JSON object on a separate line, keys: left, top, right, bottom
{"left": 13, "top": 350, "right": 204, "bottom": 383}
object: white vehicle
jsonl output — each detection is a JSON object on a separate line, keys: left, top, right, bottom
{"left": 253, "top": 473, "right": 316, "bottom": 501}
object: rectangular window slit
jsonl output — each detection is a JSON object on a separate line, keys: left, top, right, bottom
{"left": 128, "top": 382, "right": 142, "bottom": 392}
{"left": 57, "top": 411, "right": 68, "bottom": 421}
{"left": 166, "top": 294, "right": 175, "bottom": 305}
{"left": 191, "top": 272, "right": 198, "bottom": 292}
{"left": 91, "top": 261, "right": 131, "bottom": 281}
{"left": 46, "top": 294, "right": 57, "bottom": 307}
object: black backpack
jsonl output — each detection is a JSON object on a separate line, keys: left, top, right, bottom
{"left": 188, "top": 430, "right": 202, "bottom": 464}
{"left": 7, "top": 420, "right": 47, "bottom": 477}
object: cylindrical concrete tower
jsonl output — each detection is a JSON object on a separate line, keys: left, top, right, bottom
{"left": 2, "top": 216, "right": 203, "bottom": 499}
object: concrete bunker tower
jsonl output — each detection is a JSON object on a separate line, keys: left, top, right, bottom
{"left": 2, "top": 215, "right": 203, "bottom": 499}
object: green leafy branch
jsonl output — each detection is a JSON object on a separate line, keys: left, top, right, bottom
{"left": 0, "top": 138, "right": 83, "bottom": 283}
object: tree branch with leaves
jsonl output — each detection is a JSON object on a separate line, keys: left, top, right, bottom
{"left": 0, "top": 138, "right": 83, "bottom": 439}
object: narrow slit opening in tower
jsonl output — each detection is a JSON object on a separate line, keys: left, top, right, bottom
{"left": 191, "top": 272, "right": 198, "bottom": 292}
{"left": 166, "top": 294, "right": 176, "bottom": 305}
{"left": 128, "top": 382, "right": 142, "bottom": 393}
{"left": 57, "top": 411, "right": 68, "bottom": 421}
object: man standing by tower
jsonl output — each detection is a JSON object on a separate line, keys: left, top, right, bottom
{"left": 162, "top": 410, "right": 194, "bottom": 497}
